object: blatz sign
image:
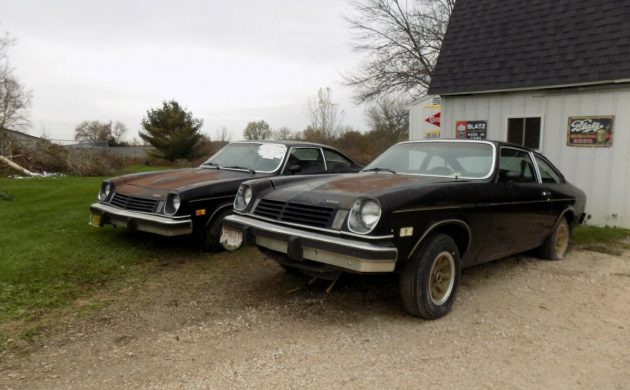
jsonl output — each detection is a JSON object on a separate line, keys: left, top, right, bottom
{"left": 456, "top": 120, "right": 487, "bottom": 140}
{"left": 567, "top": 116, "right": 614, "bottom": 147}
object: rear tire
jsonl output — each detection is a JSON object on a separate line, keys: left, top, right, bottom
{"left": 399, "top": 233, "right": 461, "bottom": 319}
{"left": 538, "top": 217, "right": 570, "bottom": 260}
{"left": 201, "top": 209, "right": 233, "bottom": 252}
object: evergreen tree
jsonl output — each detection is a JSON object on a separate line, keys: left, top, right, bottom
{"left": 139, "top": 100, "right": 203, "bottom": 161}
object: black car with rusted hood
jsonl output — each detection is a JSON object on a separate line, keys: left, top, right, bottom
{"left": 222, "top": 140, "right": 587, "bottom": 318}
{"left": 89, "top": 140, "right": 361, "bottom": 250}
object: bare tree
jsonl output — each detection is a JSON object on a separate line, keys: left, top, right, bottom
{"left": 111, "top": 121, "right": 128, "bottom": 145}
{"left": 75, "top": 121, "right": 112, "bottom": 144}
{"left": 366, "top": 98, "right": 410, "bottom": 142}
{"left": 74, "top": 120, "right": 129, "bottom": 146}
{"left": 0, "top": 31, "right": 32, "bottom": 132}
{"left": 272, "top": 126, "right": 292, "bottom": 140}
{"left": 306, "top": 87, "right": 343, "bottom": 141}
{"left": 344, "top": 0, "right": 455, "bottom": 103}
{"left": 215, "top": 126, "right": 232, "bottom": 142}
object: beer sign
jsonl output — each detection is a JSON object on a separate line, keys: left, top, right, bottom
{"left": 456, "top": 120, "right": 487, "bottom": 140}
{"left": 567, "top": 116, "right": 614, "bottom": 147}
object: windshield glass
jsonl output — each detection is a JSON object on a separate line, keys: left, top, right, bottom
{"left": 201, "top": 143, "right": 287, "bottom": 173}
{"left": 363, "top": 141, "right": 494, "bottom": 179}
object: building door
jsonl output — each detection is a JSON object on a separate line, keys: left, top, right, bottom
{"left": 507, "top": 117, "right": 542, "bottom": 150}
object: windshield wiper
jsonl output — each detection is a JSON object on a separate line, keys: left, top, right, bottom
{"left": 224, "top": 165, "right": 256, "bottom": 174}
{"left": 201, "top": 162, "right": 219, "bottom": 169}
{"left": 362, "top": 167, "right": 396, "bottom": 174}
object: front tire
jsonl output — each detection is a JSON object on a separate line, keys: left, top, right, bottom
{"left": 201, "top": 209, "right": 233, "bottom": 252}
{"left": 399, "top": 233, "right": 461, "bottom": 319}
{"left": 538, "top": 217, "right": 570, "bottom": 260}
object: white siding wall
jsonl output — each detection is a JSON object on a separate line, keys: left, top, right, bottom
{"left": 429, "top": 87, "right": 630, "bottom": 227}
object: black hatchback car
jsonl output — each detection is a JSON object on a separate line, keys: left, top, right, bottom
{"left": 222, "top": 140, "right": 587, "bottom": 319}
{"left": 89, "top": 140, "right": 361, "bottom": 250}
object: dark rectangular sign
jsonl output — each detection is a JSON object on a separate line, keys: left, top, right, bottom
{"left": 567, "top": 116, "right": 614, "bottom": 147}
{"left": 456, "top": 120, "right": 487, "bottom": 140}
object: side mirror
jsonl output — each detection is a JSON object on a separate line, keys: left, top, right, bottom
{"left": 288, "top": 164, "right": 301, "bottom": 174}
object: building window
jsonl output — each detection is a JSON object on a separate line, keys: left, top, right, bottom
{"left": 507, "top": 117, "right": 541, "bottom": 149}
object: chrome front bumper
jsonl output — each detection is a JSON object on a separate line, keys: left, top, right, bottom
{"left": 223, "top": 214, "right": 398, "bottom": 273}
{"left": 89, "top": 203, "right": 193, "bottom": 237}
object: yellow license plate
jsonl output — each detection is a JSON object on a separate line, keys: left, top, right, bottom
{"left": 89, "top": 213, "right": 101, "bottom": 227}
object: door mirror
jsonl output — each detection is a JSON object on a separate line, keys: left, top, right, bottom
{"left": 288, "top": 164, "right": 301, "bottom": 174}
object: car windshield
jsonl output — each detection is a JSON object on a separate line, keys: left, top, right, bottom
{"left": 200, "top": 143, "right": 287, "bottom": 173}
{"left": 363, "top": 141, "right": 494, "bottom": 179}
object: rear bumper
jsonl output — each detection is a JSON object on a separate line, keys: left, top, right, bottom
{"left": 223, "top": 214, "right": 398, "bottom": 273}
{"left": 89, "top": 203, "right": 193, "bottom": 237}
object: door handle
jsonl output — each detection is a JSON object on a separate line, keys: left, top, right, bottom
{"left": 541, "top": 191, "right": 551, "bottom": 199}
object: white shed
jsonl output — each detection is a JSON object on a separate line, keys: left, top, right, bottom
{"left": 424, "top": 0, "right": 630, "bottom": 227}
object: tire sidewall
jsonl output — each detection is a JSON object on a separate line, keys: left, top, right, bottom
{"left": 400, "top": 233, "right": 462, "bottom": 319}
{"left": 203, "top": 208, "right": 233, "bottom": 251}
{"left": 417, "top": 235, "right": 461, "bottom": 318}
{"left": 550, "top": 218, "right": 570, "bottom": 260}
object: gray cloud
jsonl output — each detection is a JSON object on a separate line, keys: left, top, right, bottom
{"left": 1, "top": 0, "right": 367, "bottom": 141}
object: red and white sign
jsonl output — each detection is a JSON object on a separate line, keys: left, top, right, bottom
{"left": 425, "top": 112, "right": 441, "bottom": 127}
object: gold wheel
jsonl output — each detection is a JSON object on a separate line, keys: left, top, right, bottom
{"left": 554, "top": 221, "right": 569, "bottom": 258}
{"left": 429, "top": 251, "right": 455, "bottom": 306}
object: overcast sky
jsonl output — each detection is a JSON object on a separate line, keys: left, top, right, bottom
{"left": 0, "top": 0, "right": 368, "bottom": 142}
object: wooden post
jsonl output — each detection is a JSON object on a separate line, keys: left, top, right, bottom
{"left": 0, "top": 155, "right": 38, "bottom": 176}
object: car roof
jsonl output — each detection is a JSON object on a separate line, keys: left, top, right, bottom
{"left": 230, "top": 139, "right": 334, "bottom": 148}
{"left": 400, "top": 139, "right": 539, "bottom": 153}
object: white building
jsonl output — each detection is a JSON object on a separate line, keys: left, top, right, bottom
{"left": 420, "top": 0, "right": 630, "bottom": 228}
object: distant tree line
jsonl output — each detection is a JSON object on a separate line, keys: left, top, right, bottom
{"left": 241, "top": 87, "right": 409, "bottom": 164}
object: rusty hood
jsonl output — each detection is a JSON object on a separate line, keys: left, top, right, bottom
{"left": 264, "top": 172, "right": 457, "bottom": 209}
{"left": 112, "top": 168, "right": 255, "bottom": 200}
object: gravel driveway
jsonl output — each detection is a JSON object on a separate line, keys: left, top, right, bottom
{"left": 1, "top": 247, "right": 629, "bottom": 389}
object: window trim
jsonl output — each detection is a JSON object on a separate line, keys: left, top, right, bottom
{"left": 504, "top": 115, "right": 545, "bottom": 151}
{"left": 498, "top": 146, "right": 542, "bottom": 184}
{"left": 281, "top": 146, "right": 327, "bottom": 174}
{"left": 533, "top": 154, "right": 565, "bottom": 184}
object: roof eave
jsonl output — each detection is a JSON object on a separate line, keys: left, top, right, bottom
{"left": 430, "top": 78, "right": 630, "bottom": 96}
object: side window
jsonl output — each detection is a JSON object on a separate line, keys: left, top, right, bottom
{"left": 284, "top": 148, "right": 326, "bottom": 174}
{"left": 323, "top": 149, "right": 354, "bottom": 173}
{"left": 507, "top": 117, "right": 542, "bottom": 150}
{"left": 535, "top": 156, "right": 563, "bottom": 184}
{"left": 499, "top": 148, "right": 536, "bottom": 183}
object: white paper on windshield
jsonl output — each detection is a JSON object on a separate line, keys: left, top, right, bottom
{"left": 257, "top": 143, "right": 286, "bottom": 160}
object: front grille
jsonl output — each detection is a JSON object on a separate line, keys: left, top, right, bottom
{"left": 109, "top": 193, "right": 158, "bottom": 213}
{"left": 254, "top": 199, "right": 336, "bottom": 228}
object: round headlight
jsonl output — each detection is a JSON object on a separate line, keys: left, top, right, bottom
{"left": 360, "top": 200, "right": 381, "bottom": 226}
{"left": 244, "top": 186, "right": 252, "bottom": 205}
{"left": 234, "top": 184, "right": 253, "bottom": 211}
{"left": 348, "top": 198, "right": 381, "bottom": 234}
{"left": 165, "top": 193, "right": 181, "bottom": 215}
{"left": 98, "top": 182, "right": 112, "bottom": 201}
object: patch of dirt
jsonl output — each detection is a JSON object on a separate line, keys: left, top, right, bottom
{"left": 1, "top": 247, "right": 628, "bottom": 389}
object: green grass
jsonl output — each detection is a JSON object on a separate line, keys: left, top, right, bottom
{"left": 572, "top": 225, "right": 630, "bottom": 254}
{"left": 0, "top": 175, "right": 200, "bottom": 327}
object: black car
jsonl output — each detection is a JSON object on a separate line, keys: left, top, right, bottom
{"left": 222, "top": 140, "right": 587, "bottom": 319}
{"left": 89, "top": 140, "right": 361, "bottom": 250}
